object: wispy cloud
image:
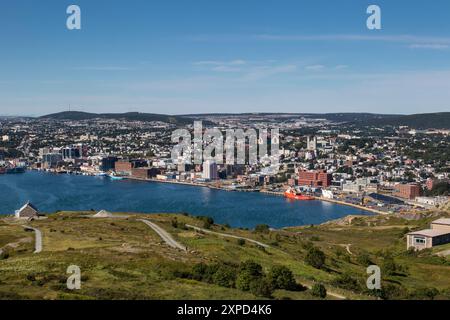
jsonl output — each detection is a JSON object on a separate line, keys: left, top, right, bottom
{"left": 71, "top": 66, "right": 133, "bottom": 71}
{"left": 193, "top": 59, "right": 299, "bottom": 79}
{"left": 242, "top": 65, "right": 297, "bottom": 81}
{"left": 193, "top": 60, "right": 246, "bottom": 66}
{"left": 211, "top": 66, "right": 242, "bottom": 72}
{"left": 305, "top": 64, "right": 325, "bottom": 71}
{"left": 408, "top": 43, "right": 449, "bottom": 50}
{"left": 334, "top": 65, "right": 349, "bottom": 70}
{"left": 190, "top": 33, "right": 450, "bottom": 46}
{"left": 256, "top": 34, "right": 450, "bottom": 45}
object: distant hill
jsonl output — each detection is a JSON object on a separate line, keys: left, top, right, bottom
{"left": 40, "top": 111, "right": 193, "bottom": 125}
{"left": 183, "top": 112, "right": 400, "bottom": 122}
{"left": 358, "top": 112, "right": 450, "bottom": 129}
{"left": 39, "top": 111, "right": 450, "bottom": 129}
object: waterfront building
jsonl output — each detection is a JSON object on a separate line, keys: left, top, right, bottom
{"left": 298, "top": 170, "right": 332, "bottom": 188}
{"left": 100, "top": 156, "right": 118, "bottom": 172}
{"left": 62, "top": 146, "right": 83, "bottom": 161}
{"left": 393, "top": 183, "right": 421, "bottom": 200}
{"left": 42, "top": 153, "right": 63, "bottom": 169}
{"left": 203, "top": 160, "right": 218, "bottom": 180}
{"left": 131, "top": 167, "right": 160, "bottom": 179}
{"left": 115, "top": 159, "right": 149, "bottom": 176}
{"left": 15, "top": 202, "right": 40, "bottom": 219}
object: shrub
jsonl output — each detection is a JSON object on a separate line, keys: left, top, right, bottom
{"left": 331, "top": 273, "right": 360, "bottom": 292}
{"left": 249, "top": 278, "right": 274, "bottom": 298}
{"left": 267, "top": 265, "right": 297, "bottom": 291}
{"left": 171, "top": 218, "right": 186, "bottom": 230}
{"left": 237, "top": 238, "right": 246, "bottom": 246}
{"left": 0, "top": 250, "right": 9, "bottom": 260}
{"left": 356, "top": 252, "right": 372, "bottom": 267}
{"left": 373, "top": 283, "right": 408, "bottom": 300}
{"left": 305, "top": 247, "right": 326, "bottom": 269}
{"left": 191, "top": 263, "right": 209, "bottom": 281}
{"left": 410, "top": 287, "right": 440, "bottom": 300}
{"left": 236, "top": 261, "right": 263, "bottom": 291}
{"left": 239, "top": 260, "right": 263, "bottom": 276}
{"left": 382, "top": 256, "right": 398, "bottom": 276}
{"left": 311, "top": 283, "right": 327, "bottom": 299}
{"left": 254, "top": 224, "right": 270, "bottom": 233}
{"left": 197, "top": 216, "right": 214, "bottom": 229}
{"left": 212, "top": 265, "right": 237, "bottom": 288}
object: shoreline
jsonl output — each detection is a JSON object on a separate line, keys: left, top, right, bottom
{"left": 9, "top": 170, "right": 383, "bottom": 218}
{"left": 124, "top": 175, "right": 383, "bottom": 215}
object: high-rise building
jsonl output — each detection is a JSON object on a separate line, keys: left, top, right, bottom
{"left": 62, "top": 146, "right": 82, "bottom": 160}
{"left": 203, "top": 160, "right": 218, "bottom": 180}
{"left": 42, "top": 153, "right": 63, "bottom": 169}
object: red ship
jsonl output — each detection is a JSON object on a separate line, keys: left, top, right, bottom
{"left": 284, "top": 187, "right": 315, "bottom": 201}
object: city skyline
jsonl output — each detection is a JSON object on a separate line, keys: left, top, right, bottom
{"left": 1, "top": 0, "right": 450, "bottom": 115}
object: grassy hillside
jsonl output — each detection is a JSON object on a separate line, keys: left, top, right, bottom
{"left": 0, "top": 211, "right": 449, "bottom": 300}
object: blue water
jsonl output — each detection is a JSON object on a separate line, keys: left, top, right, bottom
{"left": 0, "top": 171, "right": 371, "bottom": 228}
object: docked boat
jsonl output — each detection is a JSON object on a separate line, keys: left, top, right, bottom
{"left": 95, "top": 172, "right": 108, "bottom": 177}
{"left": 108, "top": 173, "right": 124, "bottom": 180}
{"left": 284, "top": 187, "right": 315, "bottom": 201}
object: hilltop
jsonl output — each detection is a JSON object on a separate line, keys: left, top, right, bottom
{"left": 1, "top": 211, "right": 449, "bottom": 300}
{"left": 358, "top": 112, "right": 450, "bottom": 130}
{"left": 40, "top": 111, "right": 193, "bottom": 125}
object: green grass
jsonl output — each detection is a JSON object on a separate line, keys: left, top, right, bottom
{"left": 1, "top": 211, "right": 449, "bottom": 300}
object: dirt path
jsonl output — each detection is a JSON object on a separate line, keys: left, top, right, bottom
{"left": 302, "top": 282, "right": 347, "bottom": 300}
{"left": 138, "top": 219, "right": 187, "bottom": 251}
{"left": 436, "top": 249, "right": 450, "bottom": 257}
{"left": 186, "top": 224, "right": 270, "bottom": 248}
{"left": 22, "top": 226, "right": 42, "bottom": 253}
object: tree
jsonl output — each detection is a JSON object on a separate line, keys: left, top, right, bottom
{"left": 311, "top": 283, "right": 327, "bottom": 299}
{"left": 212, "top": 265, "right": 237, "bottom": 288}
{"left": 236, "top": 261, "right": 263, "bottom": 291}
{"left": 191, "top": 263, "right": 218, "bottom": 283}
{"left": 305, "top": 247, "right": 326, "bottom": 269}
{"left": 267, "top": 265, "right": 297, "bottom": 290}
{"left": 197, "top": 216, "right": 214, "bottom": 229}
{"left": 254, "top": 224, "right": 270, "bottom": 233}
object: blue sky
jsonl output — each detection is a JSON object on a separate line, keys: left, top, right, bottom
{"left": 1, "top": 0, "right": 450, "bottom": 115}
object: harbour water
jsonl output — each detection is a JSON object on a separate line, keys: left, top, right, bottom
{"left": 0, "top": 171, "right": 372, "bottom": 228}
